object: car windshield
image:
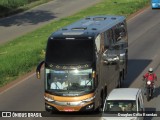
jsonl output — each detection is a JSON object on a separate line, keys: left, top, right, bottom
{"left": 45, "top": 68, "right": 94, "bottom": 96}
{"left": 103, "top": 100, "right": 137, "bottom": 113}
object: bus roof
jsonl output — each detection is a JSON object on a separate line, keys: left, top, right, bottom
{"left": 50, "top": 15, "right": 126, "bottom": 38}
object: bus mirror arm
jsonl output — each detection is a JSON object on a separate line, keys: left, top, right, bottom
{"left": 102, "top": 54, "right": 109, "bottom": 65}
{"left": 36, "top": 61, "right": 45, "bottom": 79}
{"left": 103, "top": 60, "right": 109, "bottom": 64}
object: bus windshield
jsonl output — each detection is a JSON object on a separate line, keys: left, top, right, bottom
{"left": 45, "top": 68, "right": 94, "bottom": 96}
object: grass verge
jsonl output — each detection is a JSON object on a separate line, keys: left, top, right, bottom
{"left": 0, "top": 0, "right": 52, "bottom": 18}
{"left": 0, "top": 0, "right": 149, "bottom": 87}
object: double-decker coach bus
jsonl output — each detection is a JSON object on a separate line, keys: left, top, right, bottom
{"left": 36, "top": 15, "right": 128, "bottom": 112}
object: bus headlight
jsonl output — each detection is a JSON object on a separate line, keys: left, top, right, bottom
{"left": 44, "top": 96, "right": 54, "bottom": 102}
{"left": 82, "top": 96, "right": 95, "bottom": 102}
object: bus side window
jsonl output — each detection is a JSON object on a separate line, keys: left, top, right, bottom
{"left": 119, "top": 22, "right": 127, "bottom": 37}
{"left": 115, "top": 23, "right": 126, "bottom": 41}
{"left": 110, "top": 29, "right": 115, "bottom": 45}
{"left": 114, "top": 26, "right": 121, "bottom": 41}
{"left": 106, "top": 29, "right": 114, "bottom": 49}
{"left": 104, "top": 32, "right": 109, "bottom": 51}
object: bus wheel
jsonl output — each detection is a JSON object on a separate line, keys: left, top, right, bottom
{"left": 96, "top": 105, "right": 102, "bottom": 113}
{"left": 123, "top": 69, "right": 125, "bottom": 80}
{"left": 95, "top": 99, "right": 103, "bottom": 113}
{"left": 101, "top": 92, "right": 105, "bottom": 110}
{"left": 96, "top": 92, "right": 104, "bottom": 113}
{"left": 118, "top": 75, "right": 122, "bottom": 88}
{"left": 104, "top": 86, "right": 108, "bottom": 98}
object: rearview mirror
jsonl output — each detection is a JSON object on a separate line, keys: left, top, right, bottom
{"left": 102, "top": 53, "right": 119, "bottom": 65}
{"left": 36, "top": 61, "right": 45, "bottom": 79}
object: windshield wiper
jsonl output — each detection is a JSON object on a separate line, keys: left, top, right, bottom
{"left": 84, "top": 79, "right": 92, "bottom": 88}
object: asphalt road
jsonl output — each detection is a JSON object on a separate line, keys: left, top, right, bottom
{"left": 1, "top": 6, "right": 160, "bottom": 120}
{"left": 0, "top": 0, "right": 101, "bottom": 44}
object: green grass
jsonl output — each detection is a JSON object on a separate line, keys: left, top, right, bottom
{"left": 0, "top": 0, "right": 149, "bottom": 87}
{"left": 0, "top": 0, "right": 52, "bottom": 18}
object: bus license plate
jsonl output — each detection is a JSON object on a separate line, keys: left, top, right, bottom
{"left": 64, "top": 108, "right": 74, "bottom": 112}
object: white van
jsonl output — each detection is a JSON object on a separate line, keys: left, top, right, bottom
{"left": 102, "top": 88, "right": 144, "bottom": 120}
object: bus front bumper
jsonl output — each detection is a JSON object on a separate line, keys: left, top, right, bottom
{"left": 45, "top": 102, "right": 95, "bottom": 112}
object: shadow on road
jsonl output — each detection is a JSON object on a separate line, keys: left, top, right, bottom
{"left": 154, "top": 85, "right": 160, "bottom": 98}
{"left": 124, "top": 59, "right": 152, "bottom": 87}
{"left": 0, "top": 5, "right": 11, "bottom": 15}
{"left": 0, "top": 10, "right": 57, "bottom": 27}
{"left": 43, "top": 111, "right": 101, "bottom": 117}
{"left": 144, "top": 107, "right": 156, "bottom": 120}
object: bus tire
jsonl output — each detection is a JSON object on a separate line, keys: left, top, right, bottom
{"left": 118, "top": 75, "right": 122, "bottom": 88}
{"left": 123, "top": 69, "right": 125, "bottom": 80}
{"left": 96, "top": 105, "right": 102, "bottom": 113}
{"left": 95, "top": 98, "right": 103, "bottom": 113}
{"left": 97, "top": 91, "right": 104, "bottom": 112}
{"left": 104, "top": 86, "right": 108, "bottom": 98}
